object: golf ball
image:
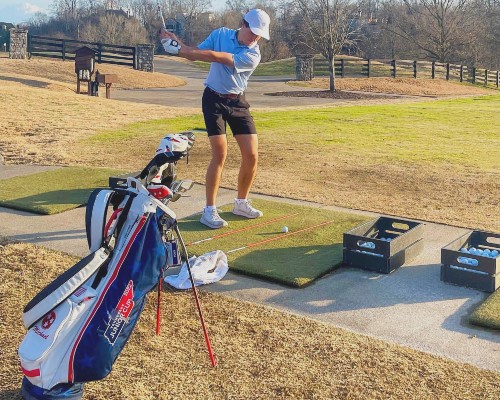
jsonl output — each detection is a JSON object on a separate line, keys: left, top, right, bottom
{"left": 281, "top": 226, "right": 289, "bottom": 233}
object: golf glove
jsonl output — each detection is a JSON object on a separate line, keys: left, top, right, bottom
{"left": 162, "top": 39, "right": 181, "bottom": 55}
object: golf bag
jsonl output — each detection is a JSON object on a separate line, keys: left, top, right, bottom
{"left": 18, "top": 132, "right": 215, "bottom": 399}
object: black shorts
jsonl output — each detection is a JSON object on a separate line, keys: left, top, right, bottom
{"left": 202, "top": 87, "right": 257, "bottom": 136}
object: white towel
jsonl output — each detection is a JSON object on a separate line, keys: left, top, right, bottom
{"left": 164, "top": 250, "right": 228, "bottom": 290}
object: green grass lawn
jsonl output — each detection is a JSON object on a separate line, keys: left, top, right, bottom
{"left": 469, "top": 289, "right": 500, "bottom": 330}
{"left": 0, "top": 167, "right": 123, "bottom": 214}
{"left": 87, "top": 95, "right": 500, "bottom": 172}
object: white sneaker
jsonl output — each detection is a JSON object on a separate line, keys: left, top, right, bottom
{"left": 232, "top": 199, "right": 263, "bottom": 219}
{"left": 200, "top": 207, "right": 228, "bottom": 229}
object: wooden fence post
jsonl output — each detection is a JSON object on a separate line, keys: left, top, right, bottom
{"left": 367, "top": 58, "right": 371, "bottom": 78}
{"left": 431, "top": 61, "right": 435, "bottom": 79}
{"left": 459, "top": 65, "right": 463, "bottom": 82}
{"left": 484, "top": 70, "right": 488, "bottom": 86}
{"left": 97, "top": 43, "right": 102, "bottom": 63}
{"left": 413, "top": 60, "right": 417, "bottom": 78}
{"left": 340, "top": 59, "right": 345, "bottom": 78}
{"left": 391, "top": 59, "right": 396, "bottom": 78}
{"left": 496, "top": 71, "right": 499, "bottom": 88}
{"left": 472, "top": 67, "right": 476, "bottom": 84}
{"left": 62, "top": 39, "right": 66, "bottom": 61}
{"left": 446, "top": 63, "right": 450, "bottom": 80}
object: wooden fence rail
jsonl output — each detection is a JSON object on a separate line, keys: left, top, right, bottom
{"left": 312, "top": 57, "right": 499, "bottom": 88}
{"left": 28, "top": 35, "right": 137, "bottom": 69}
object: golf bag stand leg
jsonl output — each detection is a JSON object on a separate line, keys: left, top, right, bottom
{"left": 174, "top": 224, "right": 217, "bottom": 367}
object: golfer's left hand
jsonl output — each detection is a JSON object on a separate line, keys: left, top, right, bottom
{"left": 162, "top": 39, "right": 181, "bottom": 55}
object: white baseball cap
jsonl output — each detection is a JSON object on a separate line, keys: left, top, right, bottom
{"left": 244, "top": 9, "right": 270, "bottom": 40}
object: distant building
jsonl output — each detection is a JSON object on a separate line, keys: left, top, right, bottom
{"left": 0, "top": 22, "right": 14, "bottom": 50}
{"left": 104, "top": 8, "right": 129, "bottom": 19}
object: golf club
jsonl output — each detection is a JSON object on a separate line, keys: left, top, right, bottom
{"left": 226, "top": 220, "right": 335, "bottom": 254}
{"left": 157, "top": 1, "right": 167, "bottom": 31}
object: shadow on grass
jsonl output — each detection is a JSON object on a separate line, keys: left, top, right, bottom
{"left": 0, "top": 389, "right": 22, "bottom": 399}
{"left": 0, "top": 189, "right": 93, "bottom": 215}
{"left": 178, "top": 211, "right": 259, "bottom": 233}
{"left": 229, "top": 243, "right": 344, "bottom": 288}
{"left": 0, "top": 75, "right": 52, "bottom": 88}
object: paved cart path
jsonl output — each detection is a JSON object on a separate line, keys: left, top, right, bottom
{"left": 112, "top": 57, "right": 403, "bottom": 108}
{"left": 0, "top": 164, "right": 498, "bottom": 372}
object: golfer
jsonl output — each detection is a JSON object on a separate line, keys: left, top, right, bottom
{"left": 160, "top": 9, "right": 270, "bottom": 229}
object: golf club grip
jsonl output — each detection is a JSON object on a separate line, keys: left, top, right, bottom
{"left": 174, "top": 224, "right": 217, "bottom": 367}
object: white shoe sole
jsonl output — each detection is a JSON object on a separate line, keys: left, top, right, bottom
{"left": 200, "top": 217, "right": 228, "bottom": 229}
{"left": 232, "top": 209, "right": 263, "bottom": 219}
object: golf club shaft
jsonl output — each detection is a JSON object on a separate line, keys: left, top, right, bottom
{"left": 175, "top": 224, "right": 217, "bottom": 367}
{"left": 157, "top": 1, "right": 167, "bottom": 30}
{"left": 227, "top": 220, "right": 335, "bottom": 254}
{"left": 155, "top": 272, "right": 162, "bottom": 335}
{"left": 188, "top": 212, "right": 300, "bottom": 246}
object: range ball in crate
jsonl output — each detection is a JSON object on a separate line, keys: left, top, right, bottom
{"left": 441, "top": 230, "right": 500, "bottom": 292}
{"left": 343, "top": 217, "right": 424, "bottom": 274}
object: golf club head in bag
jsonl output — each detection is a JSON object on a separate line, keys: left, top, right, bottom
{"left": 140, "top": 132, "right": 195, "bottom": 185}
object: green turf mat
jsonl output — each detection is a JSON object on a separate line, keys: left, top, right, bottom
{"left": 469, "top": 289, "right": 500, "bottom": 330}
{"left": 178, "top": 199, "right": 370, "bottom": 287}
{"left": 0, "top": 167, "right": 123, "bottom": 215}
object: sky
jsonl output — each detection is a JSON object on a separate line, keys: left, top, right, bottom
{"left": 1, "top": 0, "right": 227, "bottom": 25}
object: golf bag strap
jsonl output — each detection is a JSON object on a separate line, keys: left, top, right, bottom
{"left": 114, "top": 193, "right": 136, "bottom": 239}
{"left": 86, "top": 189, "right": 115, "bottom": 253}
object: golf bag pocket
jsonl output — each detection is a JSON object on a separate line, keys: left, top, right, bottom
{"left": 22, "top": 248, "right": 110, "bottom": 329}
{"left": 19, "top": 285, "right": 98, "bottom": 389}
{"left": 165, "top": 239, "right": 181, "bottom": 267}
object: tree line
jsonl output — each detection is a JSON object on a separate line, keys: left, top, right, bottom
{"left": 25, "top": 0, "right": 499, "bottom": 75}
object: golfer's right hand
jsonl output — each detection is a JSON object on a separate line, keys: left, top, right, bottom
{"left": 160, "top": 29, "right": 178, "bottom": 41}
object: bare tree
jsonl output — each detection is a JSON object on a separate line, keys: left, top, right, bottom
{"left": 381, "top": 0, "right": 476, "bottom": 62}
{"left": 295, "top": 0, "right": 359, "bottom": 91}
{"left": 178, "top": 0, "right": 212, "bottom": 44}
{"left": 224, "top": 0, "right": 251, "bottom": 12}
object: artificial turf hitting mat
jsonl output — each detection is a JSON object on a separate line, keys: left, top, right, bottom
{"left": 178, "top": 199, "right": 370, "bottom": 287}
{"left": 469, "top": 289, "right": 500, "bottom": 330}
{"left": 0, "top": 167, "right": 122, "bottom": 214}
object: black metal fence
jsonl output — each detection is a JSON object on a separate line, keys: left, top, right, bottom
{"left": 312, "top": 58, "right": 500, "bottom": 88}
{"left": 28, "top": 35, "right": 137, "bottom": 69}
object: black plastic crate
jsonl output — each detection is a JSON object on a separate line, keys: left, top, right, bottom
{"left": 441, "top": 230, "right": 500, "bottom": 292}
{"left": 343, "top": 217, "right": 424, "bottom": 274}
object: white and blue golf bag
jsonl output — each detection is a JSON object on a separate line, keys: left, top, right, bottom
{"left": 17, "top": 133, "right": 206, "bottom": 400}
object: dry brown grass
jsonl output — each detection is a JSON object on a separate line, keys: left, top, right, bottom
{"left": 292, "top": 77, "right": 494, "bottom": 96}
{"left": 1, "top": 238, "right": 499, "bottom": 400}
{"left": 0, "top": 57, "right": 185, "bottom": 89}
{"left": 0, "top": 59, "right": 195, "bottom": 165}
